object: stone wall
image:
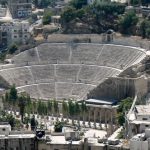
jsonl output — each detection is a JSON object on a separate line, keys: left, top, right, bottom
{"left": 87, "top": 76, "right": 148, "bottom": 101}
{"left": 47, "top": 33, "right": 150, "bottom": 50}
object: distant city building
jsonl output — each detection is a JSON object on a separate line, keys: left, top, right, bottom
{"left": 0, "top": 23, "right": 11, "bottom": 47}
{"left": 128, "top": 105, "right": 150, "bottom": 138}
{"left": 87, "top": 0, "right": 127, "bottom": 4}
{"left": 130, "top": 129, "right": 150, "bottom": 150}
{"left": 0, "top": 20, "right": 31, "bottom": 46}
{"left": 10, "top": 20, "right": 31, "bottom": 44}
{"left": 0, "top": 123, "right": 37, "bottom": 150}
{"left": 0, "top": 5, "right": 12, "bottom": 23}
{"left": 8, "top": 0, "right": 32, "bottom": 18}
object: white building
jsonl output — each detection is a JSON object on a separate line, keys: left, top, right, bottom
{"left": 0, "top": 20, "right": 31, "bottom": 45}
{"left": 130, "top": 129, "right": 150, "bottom": 150}
{"left": 0, "top": 123, "right": 11, "bottom": 135}
{"left": 87, "top": 0, "right": 127, "bottom": 5}
{"left": 0, "top": 123, "right": 37, "bottom": 150}
{"left": 127, "top": 105, "right": 150, "bottom": 139}
{"left": 11, "top": 20, "right": 31, "bottom": 44}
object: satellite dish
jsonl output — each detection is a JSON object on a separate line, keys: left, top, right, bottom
{"left": 36, "top": 130, "right": 45, "bottom": 139}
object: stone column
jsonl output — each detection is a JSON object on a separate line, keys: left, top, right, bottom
{"left": 105, "top": 109, "right": 107, "bottom": 130}
{"left": 88, "top": 109, "right": 91, "bottom": 128}
{"left": 94, "top": 109, "right": 96, "bottom": 129}
{"left": 110, "top": 109, "right": 114, "bottom": 134}
{"left": 99, "top": 108, "right": 102, "bottom": 129}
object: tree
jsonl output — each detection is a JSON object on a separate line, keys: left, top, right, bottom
{"left": 130, "top": 0, "right": 139, "bottom": 5}
{"left": 75, "top": 102, "right": 80, "bottom": 119}
{"left": 18, "top": 94, "right": 27, "bottom": 123}
{"left": 4, "top": 92, "right": 9, "bottom": 102}
{"left": 54, "top": 121, "right": 64, "bottom": 132}
{"left": 61, "top": 6, "right": 76, "bottom": 23}
{"left": 81, "top": 101, "right": 87, "bottom": 124}
{"left": 47, "top": 100, "right": 52, "bottom": 115}
{"left": 33, "top": 0, "right": 55, "bottom": 8}
{"left": 117, "top": 97, "right": 133, "bottom": 126}
{"left": 30, "top": 115, "right": 37, "bottom": 131}
{"left": 119, "top": 11, "right": 138, "bottom": 34}
{"left": 141, "top": 0, "right": 149, "bottom": 6}
{"left": 9, "top": 84, "right": 18, "bottom": 105}
{"left": 75, "top": 102, "right": 81, "bottom": 125}
{"left": 53, "top": 99, "right": 59, "bottom": 117}
{"left": 139, "top": 19, "right": 150, "bottom": 38}
{"left": 70, "top": 0, "right": 87, "bottom": 9}
{"left": 32, "top": 101, "right": 37, "bottom": 114}
{"left": 43, "top": 10, "right": 52, "bottom": 25}
{"left": 37, "top": 100, "right": 43, "bottom": 115}
{"left": 68, "top": 100, "right": 76, "bottom": 124}
{"left": 62, "top": 100, "right": 69, "bottom": 120}
{"left": 8, "top": 44, "right": 18, "bottom": 54}
{"left": 6, "top": 114, "right": 15, "bottom": 128}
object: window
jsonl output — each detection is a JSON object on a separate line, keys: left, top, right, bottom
{"left": 2, "top": 128, "right": 5, "bottom": 131}
{"left": 88, "top": 146, "right": 91, "bottom": 150}
{"left": 14, "top": 35, "right": 17, "bottom": 38}
{"left": 143, "top": 118, "right": 148, "bottom": 120}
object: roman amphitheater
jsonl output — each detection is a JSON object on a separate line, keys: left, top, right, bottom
{"left": 0, "top": 42, "right": 148, "bottom": 101}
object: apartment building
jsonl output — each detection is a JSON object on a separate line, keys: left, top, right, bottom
{"left": 11, "top": 20, "right": 31, "bottom": 44}
{"left": 0, "top": 20, "right": 31, "bottom": 46}
{"left": 8, "top": 0, "right": 32, "bottom": 18}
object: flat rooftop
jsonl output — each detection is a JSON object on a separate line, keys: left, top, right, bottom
{"left": 135, "top": 105, "right": 150, "bottom": 115}
{"left": 0, "top": 134, "right": 35, "bottom": 139}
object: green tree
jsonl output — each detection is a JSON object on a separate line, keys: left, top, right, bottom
{"left": 47, "top": 100, "right": 52, "bottom": 115}
{"left": 5, "top": 92, "right": 9, "bottom": 102}
{"left": 130, "top": 0, "right": 139, "bottom": 5}
{"left": 18, "top": 94, "right": 27, "bottom": 123}
{"left": 117, "top": 97, "right": 133, "bottom": 126}
{"left": 70, "top": 0, "right": 87, "bottom": 9}
{"left": 33, "top": 0, "right": 55, "bottom": 8}
{"left": 61, "top": 6, "right": 76, "bottom": 23}
{"left": 141, "top": 0, "right": 149, "bottom": 6}
{"left": 43, "top": 10, "right": 52, "bottom": 25}
{"left": 8, "top": 44, "right": 18, "bottom": 54}
{"left": 9, "top": 84, "right": 18, "bottom": 105}
{"left": 62, "top": 100, "right": 68, "bottom": 119}
{"left": 54, "top": 121, "right": 64, "bottom": 132}
{"left": 7, "top": 114, "right": 16, "bottom": 129}
{"left": 75, "top": 102, "right": 81, "bottom": 125}
{"left": 81, "top": 101, "right": 87, "bottom": 124}
{"left": 32, "top": 101, "right": 37, "bottom": 114}
{"left": 75, "top": 102, "right": 80, "bottom": 119}
{"left": 53, "top": 99, "right": 59, "bottom": 116}
{"left": 30, "top": 115, "right": 37, "bottom": 131}
{"left": 119, "top": 11, "right": 138, "bottom": 34}
{"left": 37, "top": 100, "right": 43, "bottom": 115}
{"left": 68, "top": 100, "right": 76, "bottom": 124}
{"left": 140, "top": 19, "right": 150, "bottom": 38}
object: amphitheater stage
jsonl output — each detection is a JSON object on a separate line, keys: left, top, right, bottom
{"left": 85, "top": 99, "right": 118, "bottom": 105}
